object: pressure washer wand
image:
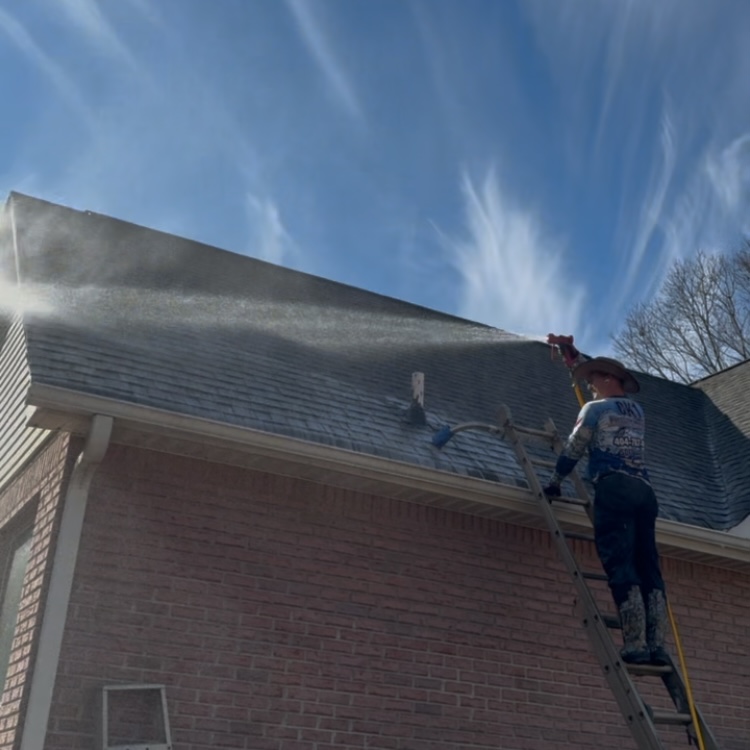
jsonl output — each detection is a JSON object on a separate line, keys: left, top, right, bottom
{"left": 547, "top": 333, "right": 588, "bottom": 407}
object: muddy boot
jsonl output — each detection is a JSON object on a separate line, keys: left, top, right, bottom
{"left": 646, "top": 589, "right": 670, "bottom": 666}
{"left": 618, "top": 586, "right": 650, "bottom": 664}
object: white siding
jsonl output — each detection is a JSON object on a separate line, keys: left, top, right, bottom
{"left": 0, "top": 317, "right": 51, "bottom": 493}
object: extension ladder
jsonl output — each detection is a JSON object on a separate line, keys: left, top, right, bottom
{"left": 497, "top": 404, "right": 721, "bottom": 750}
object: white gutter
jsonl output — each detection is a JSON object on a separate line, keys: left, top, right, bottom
{"left": 20, "top": 414, "right": 113, "bottom": 750}
{"left": 25, "top": 382, "right": 750, "bottom": 568}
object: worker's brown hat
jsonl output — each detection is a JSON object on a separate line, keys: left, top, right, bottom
{"left": 573, "top": 356, "right": 640, "bottom": 394}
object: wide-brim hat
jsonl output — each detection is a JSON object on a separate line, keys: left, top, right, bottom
{"left": 572, "top": 356, "right": 640, "bottom": 394}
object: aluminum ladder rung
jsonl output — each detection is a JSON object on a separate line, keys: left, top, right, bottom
{"left": 528, "top": 457, "right": 557, "bottom": 470}
{"left": 601, "top": 613, "right": 621, "bottom": 629}
{"left": 552, "top": 496, "right": 589, "bottom": 508}
{"left": 628, "top": 664, "right": 674, "bottom": 677}
{"left": 581, "top": 571, "right": 608, "bottom": 582}
{"left": 650, "top": 710, "right": 692, "bottom": 726}
{"left": 512, "top": 424, "right": 556, "bottom": 443}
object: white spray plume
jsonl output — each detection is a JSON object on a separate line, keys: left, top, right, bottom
{"left": 0, "top": 277, "right": 54, "bottom": 317}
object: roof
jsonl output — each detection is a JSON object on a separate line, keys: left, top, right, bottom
{"left": 692, "top": 360, "right": 750, "bottom": 524}
{"left": 3, "top": 192, "right": 750, "bottom": 531}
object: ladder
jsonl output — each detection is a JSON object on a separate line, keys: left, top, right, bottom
{"left": 497, "top": 404, "right": 721, "bottom": 750}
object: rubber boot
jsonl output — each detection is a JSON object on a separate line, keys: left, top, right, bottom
{"left": 618, "top": 586, "right": 651, "bottom": 664}
{"left": 646, "top": 589, "right": 670, "bottom": 666}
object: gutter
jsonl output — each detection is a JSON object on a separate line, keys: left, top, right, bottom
{"left": 20, "top": 414, "right": 113, "bottom": 750}
{"left": 25, "top": 383, "right": 750, "bottom": 569}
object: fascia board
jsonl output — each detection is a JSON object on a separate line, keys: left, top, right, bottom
{"left": 26, "top": 382, "right": 750, "bottom": 569}
{"left": 26, "top": 384, "right": 542, "bottom": 515}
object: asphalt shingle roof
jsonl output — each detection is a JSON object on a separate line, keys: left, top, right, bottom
{"left": 5, "top": 193, "right": 750, "bottom": 530}
{"left": 692, "top": 361, "right": 750, "bottom": 527}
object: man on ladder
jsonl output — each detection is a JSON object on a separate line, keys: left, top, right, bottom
{"left": 542, "top": 356, "right": 670, "bottom": 667}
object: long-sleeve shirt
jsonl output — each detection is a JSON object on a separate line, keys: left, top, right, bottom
{"left": 550, "top": 397, "right": 651, "bottom": 486}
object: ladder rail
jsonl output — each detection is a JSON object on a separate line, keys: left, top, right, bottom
{"left": 499, "top": 405, "right": 668, "bottom": 750}
{"left": 543, "top": 415, "right": 720, "bottom": 749}
{"left": 547, "top": 370, "right": 719, "bottom": 749}
{"left": 434, "top": 406, "right": 723, "bottom": 748}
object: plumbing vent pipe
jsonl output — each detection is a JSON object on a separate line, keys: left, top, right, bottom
{"left": 406, "top": 371, "right": 427, "bottom": 425}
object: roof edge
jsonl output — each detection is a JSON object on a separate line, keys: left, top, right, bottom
{"left": 25, "top": 382, "right": 750, "bottom": 570}
{"left": 690, "top": 356, "right": 750, "bottom": 386}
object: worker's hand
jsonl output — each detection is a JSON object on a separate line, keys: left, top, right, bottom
{"left": 542, "top": 483, "right": 561, "bottom": 498}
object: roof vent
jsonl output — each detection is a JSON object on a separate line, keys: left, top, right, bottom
{"left": 406, "top": 372, "right": 427, "bottom": 425}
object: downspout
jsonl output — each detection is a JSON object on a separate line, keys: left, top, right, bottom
{"left": 20, "top": 414, "right": 113, "bottom": 750}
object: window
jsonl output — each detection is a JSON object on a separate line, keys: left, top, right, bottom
{"left": 0, "top": 525, "right": 33, "bottom": 694}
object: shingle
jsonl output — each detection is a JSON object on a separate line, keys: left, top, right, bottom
{"left": 8, "top": 192, "right": 750, "bottom": 530}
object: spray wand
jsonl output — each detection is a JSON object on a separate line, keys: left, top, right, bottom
{"left": 547, "top": 333, "right": 589, "bottom": 407}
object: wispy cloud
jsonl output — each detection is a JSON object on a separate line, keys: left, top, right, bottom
{"left": 625, "top": 129, "right": 750, "bottom": 304}
{"left": 284, "top": 0, "right": 362, "bottom": 120}
{"left": 658, "top": 132, "right": 750, "bottom": 262}
{"left": 524, "top": 1, "right": 750, "bottom": 308}
{"left": 6, "top": 2, "right": 261, "bottom": 246}
{"left": 616, "top": 111, "right": 677, "bottom": 305}
{"left": 443, "top": 168, "right": 586, "bottom": 341}
{"left": 0, "top": 7, "right": 94, "bottom": 125}
{"left": 613, "top": 127, "right": 750, "bottom": 323}
{"left": 56, "top": 0, "right": 139, "bottom": 70}
{"left": 246, "top": 194, "right": 299, "bottom": 268}
{"left": 705, "top": 133, "right": 750, "bottom": 230}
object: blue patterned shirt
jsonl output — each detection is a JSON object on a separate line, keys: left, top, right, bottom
{"left": 550, "top": 397, "right": 651, "bottom": 485}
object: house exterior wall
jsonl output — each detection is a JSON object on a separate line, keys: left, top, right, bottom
{"left": 43, "top": 444, "right": 750, "bottom": 750}
{"left": 0, "top": 434, "right": 77, "bottom": 750}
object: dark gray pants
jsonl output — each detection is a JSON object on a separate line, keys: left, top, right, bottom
{"left": 593, "top": 473, "right": 666, "bottom": 607}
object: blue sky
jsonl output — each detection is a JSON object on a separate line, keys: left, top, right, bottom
{"left": 2, "top": 1, "right": 750, "bottom": 354}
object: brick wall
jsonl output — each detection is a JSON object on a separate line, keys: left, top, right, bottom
{"left": 49, "top": 444, "right": 750, "bottom": 750}
{"left": 0, "top": 434, "right": 78, "bottom": 750}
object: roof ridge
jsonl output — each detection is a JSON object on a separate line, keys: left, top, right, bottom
{"left": 690, "top": 356, "right": 750, "bottom": 385}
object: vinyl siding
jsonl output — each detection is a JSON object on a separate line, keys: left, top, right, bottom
{"left": 0, "top": 316, "right": 51, "bottom": 493}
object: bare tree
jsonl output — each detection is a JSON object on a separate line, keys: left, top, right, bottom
{"left": 613, "top": 246, "right": 750, "bottom": 383}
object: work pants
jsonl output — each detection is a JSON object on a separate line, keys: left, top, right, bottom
{"left": 593, "top": 472, "right": 666, "bottom": 607}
